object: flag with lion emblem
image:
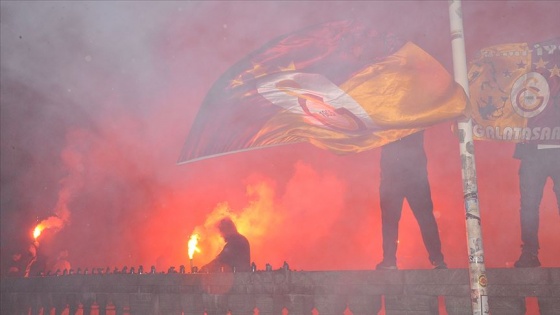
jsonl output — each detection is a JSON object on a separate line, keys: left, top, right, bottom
{"left": 468, "top": 38, "right": 560, "bottom": 144}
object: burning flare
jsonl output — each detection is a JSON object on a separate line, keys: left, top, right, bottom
{"left": 32, "top": 215, "right": 64, "bottom": 241}
{"left": 188, "top": 234, "right": 201, "bottom": 260}
{"left": 33, "top": 224, "right": 45, "bottom": 240}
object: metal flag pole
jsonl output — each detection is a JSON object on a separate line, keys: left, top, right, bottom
{"left": 448, "top": 1, "right": 490, "bottom": 314}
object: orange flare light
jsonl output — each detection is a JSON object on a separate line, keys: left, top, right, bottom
{"left": 33, "top": 224, "right": 45, "bottom": 240}
{"left": 188, "top": 234, "right": 201, "bottom": 260}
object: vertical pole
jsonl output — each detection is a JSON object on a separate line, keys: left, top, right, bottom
{"left": 447, "top": 1, "right": 489, "bottom": 314}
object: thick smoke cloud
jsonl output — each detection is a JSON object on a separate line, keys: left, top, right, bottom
{"left": 1, "top": 1, "right": 558, "bottom": 275}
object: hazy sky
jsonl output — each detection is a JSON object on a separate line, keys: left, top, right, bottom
{"left": 1, "top": 1, "right": 558, "bottom": 273}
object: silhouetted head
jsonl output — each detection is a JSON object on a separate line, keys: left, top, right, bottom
{"left": 217, "top": 217, "right": 238, "bottom": 239}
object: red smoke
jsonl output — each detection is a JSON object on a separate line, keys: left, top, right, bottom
{"left": 1, "top": 1, "right": 558, "bottom": 274}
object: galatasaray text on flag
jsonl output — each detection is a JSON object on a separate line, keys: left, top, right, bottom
{"left": 468, "top": 38, "right": 560, "bottom": 144}
{"left": 178, "top": 20, "right": 468, "bottom": 164}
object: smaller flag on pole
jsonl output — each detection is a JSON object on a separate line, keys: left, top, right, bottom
{"left": 468, "top": 38, "right": 560, "bottom": 144}
{"left": 178, "top": 20, "right": 468, "bottom": 164}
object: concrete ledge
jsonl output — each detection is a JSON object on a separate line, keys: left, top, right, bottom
{"left": 1, "top": 268, "right": 558, "bottom": 314}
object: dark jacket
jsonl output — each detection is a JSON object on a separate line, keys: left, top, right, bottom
{"left": 204, "top": 233, "right": 250, "bottom": 272}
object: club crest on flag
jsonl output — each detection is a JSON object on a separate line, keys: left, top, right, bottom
{"left": 256, "top": 73, "right": 377, "bottom": 133}
{"left": 510, "top": 71, "right": 550, "bottom": 118}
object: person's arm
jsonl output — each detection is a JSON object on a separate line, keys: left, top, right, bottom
{"left": 199, "top": 259, "right": 217, "bottom": 273}
{"left": 200, "top": 245, "right": 229, "bottom": 272}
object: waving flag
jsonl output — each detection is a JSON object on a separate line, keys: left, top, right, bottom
{"left": 468, "top": 38, "right": 560, "bottom": 144}
{"left": 178, "top": 20, "right": 468, "bottom": 164}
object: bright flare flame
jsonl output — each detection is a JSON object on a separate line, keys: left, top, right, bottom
{"left": 32, "top": 215, "right": 64, "bottom": 241}
{"left": 188, "top": 234, "right": 201, "bottom": 259}
{"left": 33, "top": 224, "right": 45, "bottom": 240}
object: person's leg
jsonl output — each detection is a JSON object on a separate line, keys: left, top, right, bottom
{"left": 515, "top": 157, "right": 548, "bottom": 267}
{"left": 518, "top": 158, "right": 548, "bottom": 254}
{"left": 379, "top": 180, "right": 404, "bottom": 267}
{"left": 407, "top": 177, "right": 445, "bottom": 267}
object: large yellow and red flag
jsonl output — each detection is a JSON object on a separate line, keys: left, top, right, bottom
{"left": 468, "top": 38, "right": 560, "bottom": 144}
{"left": 178, "top": 20, "right": 468, "bottom": 164}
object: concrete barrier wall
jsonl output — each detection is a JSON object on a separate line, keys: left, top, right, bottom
{"left": 1, "top": 268, "right": 559, "bottom": 315}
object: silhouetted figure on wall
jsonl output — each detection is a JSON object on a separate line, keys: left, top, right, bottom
{"left": 5, "top": 251, "right": 26, "bottom": 277}
{"left": 200, "top": 217, "right": 251, "bottom": 272}
{"left": 376, "top": 131, "right": 447, "bottom": 270}
{"left": 513, "top": 143, "right": 560, "bottom": 268}
{"left": 50, "top": 250, "right": 71, "bottom": 273}
{"left": 26, "top": 243, "right": 47, "bottom": 277}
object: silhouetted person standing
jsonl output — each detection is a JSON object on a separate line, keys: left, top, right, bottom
{"left": 513, "top": 143, "right": 560, "bottom": 268}
{"left": 376, "top": 131, "right": 447, "bottom": 270}
{"left": 201, "top": 217, "right": 251, "bottom": 272}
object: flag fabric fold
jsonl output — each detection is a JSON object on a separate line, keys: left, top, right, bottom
{"left": 468, "top": 38, "right": 560, "bottom": 144}
{"left": 178, "top": 20, "right": 468, "bottom": 164}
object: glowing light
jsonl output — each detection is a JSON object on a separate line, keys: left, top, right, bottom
{"left": 32, "top": 215, "right": 64, "bottom": 241}
{"left": 33, "top": 224, "right": 45, "bottom": 240}
{"left": 188, "top": 234, "right": 201, "bottom": 259}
